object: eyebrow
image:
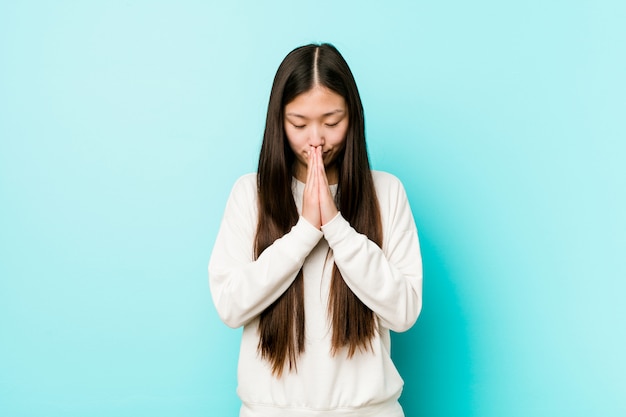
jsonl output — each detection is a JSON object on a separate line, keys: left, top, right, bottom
{"left": 285, "top": 109, "right": 345, "bottom": 118}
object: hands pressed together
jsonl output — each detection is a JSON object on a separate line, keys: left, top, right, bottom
{"left": 301, "top": 146, "right": 339, "bottom": 230}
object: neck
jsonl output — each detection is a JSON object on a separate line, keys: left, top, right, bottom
{"left": 325, "top": 167, "right": 338, "bottom": 185}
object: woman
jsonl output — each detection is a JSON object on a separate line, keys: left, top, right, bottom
{"left": 209, "top": 43, "right": 422, "bottom": 417}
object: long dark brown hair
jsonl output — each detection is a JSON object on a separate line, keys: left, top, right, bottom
{"left": 255, "top": 43, "right": 382, "bottom": 377}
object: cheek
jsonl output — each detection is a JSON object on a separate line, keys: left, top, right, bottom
{"left": 285, "top": 130, "right": 305, "bottom": 153}
{"left": 329, "top": 126, "right": 349, "bottom": 147}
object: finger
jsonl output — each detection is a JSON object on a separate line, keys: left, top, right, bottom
{"left": 316, "top": 147, "right": 338, "bottom": 225}
{"left": 306, "top": 146, "right": 315, "bottom": 185}
{"left": 302, "top": 146, "right": 321, "bottom": 228}
{"left": 317, "top": 146, "right": 329, "bottom": 188}
{"left": 311, "top": 146, "right": 319, "bottom": 189}
{"left": 317, "top": 147, "right": 325, "bottom": 187}
{"left": 310, "top": 146, "right": 318, "bottom": 194}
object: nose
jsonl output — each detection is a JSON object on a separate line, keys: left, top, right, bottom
{"left": 308, "top": 125, "right": 324, "bottom": 147}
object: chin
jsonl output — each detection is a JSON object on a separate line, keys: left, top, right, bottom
{"left": 323, "top": 152, "right": 337, "bottom": 165}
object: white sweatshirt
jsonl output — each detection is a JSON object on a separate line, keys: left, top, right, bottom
{"left": 209, "top": 171, "right": 422, "bottom": 417}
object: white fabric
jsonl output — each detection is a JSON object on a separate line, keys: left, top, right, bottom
{"left": 209, "top": 171, "right": 422, "bottom": 416}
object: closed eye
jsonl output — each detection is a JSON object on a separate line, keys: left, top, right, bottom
{"left": 325, "top": 122, "right": 340, "bottom": 127}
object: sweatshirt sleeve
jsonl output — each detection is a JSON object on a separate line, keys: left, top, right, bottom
{"left": 209, "top": 175, "right": 323, "bottom": 328}
{"left": 320, "top": 173, "right": 422, "bottom": 332}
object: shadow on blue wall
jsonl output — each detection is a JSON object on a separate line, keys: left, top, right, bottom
{"left": 393, "top": 237, "right": 472, "bottom": 416}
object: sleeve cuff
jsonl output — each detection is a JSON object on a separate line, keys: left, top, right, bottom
{"left": 321, "top": 211, "right": 352, "bottom": 247}
{"left": 294, "top": 216, "right": 324, "bottom": 246}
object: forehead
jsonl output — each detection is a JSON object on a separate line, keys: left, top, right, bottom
{"left": 284, "top": 86, "right": 346, "bottom": 116}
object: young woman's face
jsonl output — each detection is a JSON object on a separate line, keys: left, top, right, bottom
{"left": 283, "top": 86, "right": 349, "bottom": 183}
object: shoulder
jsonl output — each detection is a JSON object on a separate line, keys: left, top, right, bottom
{"left": 371, "top": 171, "right": 417, "bottom": 237}
{"left": 223, "top": 173, "right": 258, "bottom": 214}
{"left": 371, "top": 170, "right": 406, "bottom": 195}
{"left": 229, "top": 173, "right": 258, "bottom": 196}
{"left": 371, "top": 170, "right": 411, "bottom": 218}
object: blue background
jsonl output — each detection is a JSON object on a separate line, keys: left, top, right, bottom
{"left": 1, "top": 1, "right": 625, "bottom": 416}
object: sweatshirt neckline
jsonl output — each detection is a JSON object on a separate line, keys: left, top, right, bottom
{"left": 293, "top": 177, "right": 339, "bottom": 193}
